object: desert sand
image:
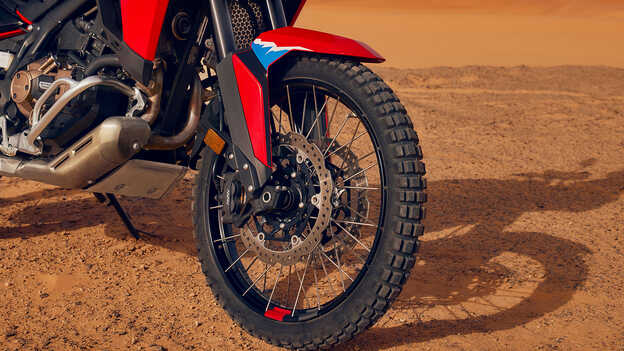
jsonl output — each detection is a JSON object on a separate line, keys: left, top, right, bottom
{"left": 298, "top": 0, "right": 624, "bottom": 68}
{"left": 1, "top": 1, "right": 623, "bottom": 350}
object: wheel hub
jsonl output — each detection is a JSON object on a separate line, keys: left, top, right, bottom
{"left": 240, "top": 132, "right": 334, "bottom": 265}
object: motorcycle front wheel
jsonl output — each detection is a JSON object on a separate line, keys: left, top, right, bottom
{"left": 193, "top": 55, "right": 426, "bottom": 350}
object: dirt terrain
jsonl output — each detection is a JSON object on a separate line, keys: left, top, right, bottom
{"left": 1, "top": 1, "right": 624, "bottom": 350}
{"left": 0, "top": 64, "right": 622, "bottom": 350}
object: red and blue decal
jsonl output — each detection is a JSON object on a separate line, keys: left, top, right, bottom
{"left": 251, "top": 27, "right": 385, "bottom": 71}
{"left": 251, "top": 38, "right": 311, "bottom": 70}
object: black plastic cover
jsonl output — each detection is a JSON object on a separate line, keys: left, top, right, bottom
{"left": 0, "top": 5, "right": 20, "bottom": 33}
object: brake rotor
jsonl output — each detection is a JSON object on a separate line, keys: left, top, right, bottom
{"left": 240, "top": 132, "right": 334, "bottom": 266}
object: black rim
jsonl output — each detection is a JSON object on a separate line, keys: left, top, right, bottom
{"left": 203, "top": 77, "right": 388, "bottom": 323}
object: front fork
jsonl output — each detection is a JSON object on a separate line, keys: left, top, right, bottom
{"left": 207, "top": 1, "right": 289, "bottom": 192}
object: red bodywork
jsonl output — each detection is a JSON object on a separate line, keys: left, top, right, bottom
{"left": 15, "top": 10, "right": 32, "bottom": 25}
{"left": 245, "top": 27, "right": 384, "bottom": 167}
{"left": 232, "top": 55, "right": 270, "bottom": 167}
{"left": 120, "top": 0, "right": 170, "bottom": 61}
{"left": 255, "top": 27, "right": 385, "bottom": 70}
{"left": 0, "top": 29, "right": 25, "bottom": 40}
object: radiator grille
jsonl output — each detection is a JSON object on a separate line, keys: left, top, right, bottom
{"left": 229, "top": 0, "right": 270, "bottom": 50}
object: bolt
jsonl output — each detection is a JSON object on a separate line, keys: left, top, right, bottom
{"left": 291, "top": 172, "right": 297, "bottom": 179}
{"left": 311, "top": 196, "right": 319, "bottom": 205}
{"left": 243, "top": 164, "right": 249, "bottom": 170}
{"left": 132, "top": 142, "right": 141, "bottom": 151}
{"left": 291, "top": 236, "right": 300, "bottom": 245}
{"left": 298, "top": 202, "right": 304, "bottom": 209}
{"left": 228, "top": 153, "right": 234, "bottom": 160}
{"left": 247, "top": 185, "right": 254, "bottom": 192}
{"left": 279, "top": 223, "right": 285, "bottom": 229}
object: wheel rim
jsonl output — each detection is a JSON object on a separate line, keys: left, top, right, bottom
{"left": 204, "top": 79, "right": 388, "bottom": 322}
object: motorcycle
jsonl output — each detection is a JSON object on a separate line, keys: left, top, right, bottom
{"left": 0, "top": 0, "right": 426, "bottom": 349}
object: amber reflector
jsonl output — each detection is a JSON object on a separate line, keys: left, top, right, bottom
{"left": 204, "top": 128, "right": 225, "bottom": 155}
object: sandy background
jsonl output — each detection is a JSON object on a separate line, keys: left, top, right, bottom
{"left": 1, "top": 1, "right": 623, "bottom": 350}
{"left": 298, "top": 0, "right": 624, "bottom": 68}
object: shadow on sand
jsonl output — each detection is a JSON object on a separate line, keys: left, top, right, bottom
{"left": 1, "top": 167, "right": 623, "bottom": 348}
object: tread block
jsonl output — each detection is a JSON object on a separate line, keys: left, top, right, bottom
{"left": 399, "top": 204, "right": 424, "bottom": 220}
{"left": 399, "top": 190, "right": 427, "bottom": 203}
{"left": 399, "top": 175, "right": 426, "bottom": 189}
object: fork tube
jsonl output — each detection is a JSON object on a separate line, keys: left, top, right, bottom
{"left": 208, "top": 0, "right": 236, "bottom": 61}
{"left": 266, "top": 0, "right": 287, "bottom": 29}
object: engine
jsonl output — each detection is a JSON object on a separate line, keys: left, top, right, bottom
{"left": 1, "top": 10, "right": 128, "bottom": 155}
{"left": 10, "top": 57, "right": 73, "bottom": 120}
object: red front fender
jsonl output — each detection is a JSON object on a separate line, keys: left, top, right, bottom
{"left": 252, "top": 27, "right": 385, "bottom": 70}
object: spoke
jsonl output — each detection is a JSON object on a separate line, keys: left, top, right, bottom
{"left": 335, "top": 121, "right": 361, "bottom": 169}
{"left": 337, "top": 185, "right": 380, "bottom": 191}
{"left": 341, "top": 164, "right": 376, "bottom": 184}
{"left": 357, "top": 150, "right": 376, "bottom": 163}
{"left": 305, "top": 92, "right": 329, "bottom": 140}
{"left": 243, "top": 263, "right": 274, "bottom": 296}
{"left": 263, "top": 263, "right": 268, "bottom": 292}
{"left": 209, "top": 204, "right": 224, "bottom": 210}
{"left": 245, "top": 256, "right": 259, "bottom": 271}
{"left": 286, "top": 264, "right": 292, "bottom": 306}
{"left": 333, "top": 244, "right": 346, "bottom": 292}
{"left": 286, "top": 85, "right": 295, "bottom": 132}
{"left": 321, "top": 246, "right": 353, "bottom": 283}
{"left": 334, "top": 235, "right": 368, "bottom": 265}
{"left": 310, "top": 216, "right": 377, "bottom": 229}
{"left": 299, "top": 92, "right": 307, "bottom": 134}
{"left": 330, "top": 218, "right": 379, "bottom": 229}
{"left": 271, "top": 110, "right": 282, "bottom": 135}
{"left": 278, "top": 106, "right": 283, "bottom": 134}
{"left": 327, "top": 131, "right": 367, "bottom": 159}
{"left": 213, "top": 233, "right": 241, "bottom": 243}
{"left": 292, "top": 252, "right": 312, "bottom": 315}
{"left": 224, "top": 248, "right": 250, "bottom": 273}
{"left": 332, "top": 220, "right": 371, "bottom": 252}
{"left": 312, "top": 256, "right": 321, "bottom": 311}
{"left": 317, "top": 251, "right": 336, "bottom": 295}
{"left": 323, "top": 114, "right": 351, "bottom": 156}
{"left": 265, "top": 265, "right": 283, "bottom": 311}
{"left": 340, "top": 202, "right": 376, "bottom": 226}
{"left": 327, "top": 97, "right": 340, "bottom": 131}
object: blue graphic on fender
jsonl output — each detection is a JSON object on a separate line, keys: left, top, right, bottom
{"left": 251, "top": 39, "right": 311, "bottom": 70}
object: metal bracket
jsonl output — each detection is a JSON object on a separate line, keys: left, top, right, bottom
{"left": 0, "top": 116, "right": 17, "bottom": 156}
{"left": 126, "top": 87, "right": 146, "bottom": 117}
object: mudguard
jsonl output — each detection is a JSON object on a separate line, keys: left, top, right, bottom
{"left": 217, "top": 27, "right": 384, "bottom": 190}
{"left": 252, "top": 27, "right": 385, "bottom": 70}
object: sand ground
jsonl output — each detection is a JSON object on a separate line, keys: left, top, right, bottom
{"left": 298, "top": 0, "right": 624, "bottom": 68}
{"left": 1, "top": 1, "right": 624, "bottom": 351}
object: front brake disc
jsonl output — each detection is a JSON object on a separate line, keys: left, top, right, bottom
{"left": 240, "top": 132, "right": 334, "bottom": 266}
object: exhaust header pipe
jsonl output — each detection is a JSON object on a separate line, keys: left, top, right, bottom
{"left": 0, "top": 117, "right": 151, "bottom": 189}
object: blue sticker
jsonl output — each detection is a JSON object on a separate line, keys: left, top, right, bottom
{"left": 252, "top": 39, "right": 311, "bottom": 70}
